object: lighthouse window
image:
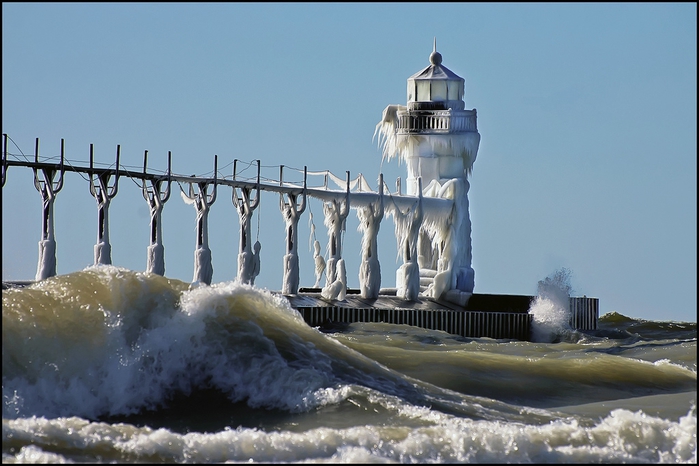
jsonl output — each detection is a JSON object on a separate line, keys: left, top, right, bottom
{"left": 447, "top": 81, "right": 461, "bottom": 101}
{"left": 416, "top": 81, "right": 430, "bottom": 101}
{"left": 431, "top": 81, "right": 447, "bottom": 101}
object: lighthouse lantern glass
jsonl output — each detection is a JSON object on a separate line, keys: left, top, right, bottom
{"left": 447, "top": 81, "right": 463, "bottom": 101}
{"left": 416, "top": 81, "right": 430, "bottom": 101}
{"left": 407, "top": 81, "right": 415, "bottom": 102}
{"left": 431, "top": 81, "right": 447, "bottom": 101}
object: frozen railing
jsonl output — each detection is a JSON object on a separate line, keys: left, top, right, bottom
{"left": 396, "top": 109, "right": 477, "bottom": 134}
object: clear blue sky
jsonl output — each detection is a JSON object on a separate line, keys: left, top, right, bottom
{"left": 2, "top": 3, "right": 696, "bottom": 323}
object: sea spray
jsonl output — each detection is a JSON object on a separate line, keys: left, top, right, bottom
{"left": 530, "top": 268, "right": 574, "bottom": 343}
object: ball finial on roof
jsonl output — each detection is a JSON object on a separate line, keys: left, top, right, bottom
{"left": 429, "top": 37, "right": 442, "bottom": 65}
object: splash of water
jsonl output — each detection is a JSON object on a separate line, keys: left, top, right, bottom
{"left": 530, "top": 268, "right": 574, "bottom": 343}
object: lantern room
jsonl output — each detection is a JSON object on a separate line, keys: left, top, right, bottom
{"left": 407, "top": 40, "right": 466, "bottom": 111}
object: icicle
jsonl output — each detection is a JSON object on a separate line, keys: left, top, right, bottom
{"left": 250, "top": 240, "right": 261, "bottom": 285}
{"left": 373, "top": 104, "right": 406, "bottom": 163}
{"left": 313, "top": 240, "right": 326, "bottom": 288}
{"left": 308, "top": 211, "right": 316, "bottom": 252}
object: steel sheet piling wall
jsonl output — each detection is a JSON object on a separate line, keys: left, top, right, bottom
{"left": 569, "top": 297, "right": 599, "bottom": 330}
{"left": 297, "top": 306, "right": 538, "bottom": 340}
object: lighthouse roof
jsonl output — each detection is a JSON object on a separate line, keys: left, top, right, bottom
{"left": 409, "top": 61, "right": 462, "bottom": 81}
{"left": 409, "top": 41, "right": 463, "bottom": 81}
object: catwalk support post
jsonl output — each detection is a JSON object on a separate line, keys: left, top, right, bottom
{"left": 141, "top": 150, "right": 172, "bottom": 276}
{"left": 88, "top": 144, "right": 120, "bottom": 266}
{"left": 396, "top": 177, "right": 423, "bottom": 301}
{"left": 232, "top": 159, "right": 261, "bottom": 285}
{"left": 321, "top": 171, "right": 350, "bottom": 300}
{"left": 358, "top": 173, "right": 384, "bottom": 298}
{"left": 279, "top": 165, "right": 307, "bottom": 294}
{"left": 33, "top": 138, "right": 65, "bottom": 280}
{"left": 181, "top": 155, "right": 218, "bottom": 285}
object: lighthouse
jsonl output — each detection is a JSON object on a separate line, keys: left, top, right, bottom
{"left": 375, "top": 40, "right": 480, "bottom": 305}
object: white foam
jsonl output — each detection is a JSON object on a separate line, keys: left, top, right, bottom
{"left": 4, "top": 444, "right": 70, "bottom": 464}
{"left": 3, "top": 404, "right": 695, "bottom": 463}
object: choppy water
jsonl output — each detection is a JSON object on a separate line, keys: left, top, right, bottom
{"left": 2, "top": 266, "right": 696, "bottom": 463}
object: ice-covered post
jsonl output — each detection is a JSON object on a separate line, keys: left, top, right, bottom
{"left": 141, "top": 150, "right": 172, "bottom": 276}
{"left": 322, "top": 171, "right": 350, "bottom": 294}
{"left": 396, "top": 178, "right": 423, "bottom": 301}
{"left": 88, "top": 144, "right": 120, "bottom": 266}
{"left": 32, "top": 138, "right": 65, "bottom": 280}
{"left": 181, "top": 156, "right": 218, "bottom": 285}
{"left": 357, "top": 173, "right": 384, "bottom": 298}
{"left": 232, "top": 160, "right": 261, "bottom": 285}
{"left": 279, "top": 165, "right": 307, "bottom": 294}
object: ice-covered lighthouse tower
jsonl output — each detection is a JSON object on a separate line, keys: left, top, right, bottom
{"left": 375, "top": 40, "right": 480, "bottom": 305}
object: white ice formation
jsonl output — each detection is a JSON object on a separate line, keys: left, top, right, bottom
{"left": 312, "top": 240, "right": 326, "bottom": 288}
{"left": 321, "top": 258, "right": 347, "bottom": 301}
{"left": 34, "top": 171, "right": 60, "bottom": 280}
{"left": 280, "top": 188, "right": 307, "bottom": 294}
{"left": 233, "top": 185, "right": 260, "bottom": 286}
{"left": 181, "top": 181, "right": 217, "bottom": 285}
{"left": 393, "top": 180, "right": 423, "bottom": 301}
{"left": 322, "top": 195, "right": 349, "bottom": 293}
{"left": 90, "top": 175, "right": 117, "bottom": 267}
{"left": 142, "top": 176, "right": 171, "bottom": 276}
{"left": 357, "top": 176, "right": 384, "bottom": 299}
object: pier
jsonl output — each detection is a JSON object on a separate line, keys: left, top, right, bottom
{"left": 1, "top": 44, "right": 600, "bottom": 340}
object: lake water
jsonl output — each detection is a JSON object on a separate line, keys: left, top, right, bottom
{"left": 2, "top": 266, "right": 696, "bottom": 463}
